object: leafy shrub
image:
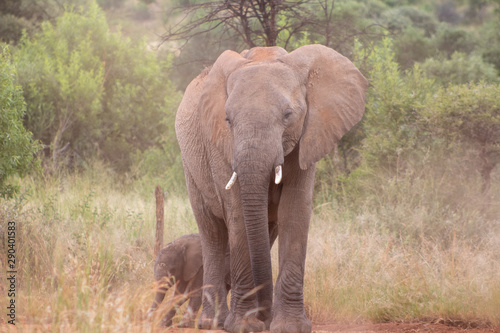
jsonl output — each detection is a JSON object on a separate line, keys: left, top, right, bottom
{"left": 483, "top": 47, "right": 500, "bottom": 74}
{"left": 394, "top": 26, "right": 434, "bottom": 69}
{"left": 361, "top": 38, "right": 435, "bottom": 173}
{"left": 435, "top": 1, "right": 461, "bottom": 24}
{"left": 0, "top": 14, "right": 33, "bottom": 44}
{"left": 479, "top": 20, "right": 500, "bottom": 74}
{"left": 421, "top": 52, "right": 499, "bottom": 86}
{"left": 433, "top": 24, "right": 476, "bottom": 57}
{"left": 14, "top": 0, "right": 181, "bottom": 172}
{"left": 0, "top": 46, "right": 41, "bottom": 198}
{"left": 97, "top": 0, "right": 125, "bottom": 9}
{"left": 382, "top": 6, "right": 438, "bottom": 36}
{"left": 421, "top": 82, "right": 500, "bottom": 192}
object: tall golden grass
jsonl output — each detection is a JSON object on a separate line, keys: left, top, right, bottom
{"left": 0, "top": 159, "right": 498, "bottom": 331}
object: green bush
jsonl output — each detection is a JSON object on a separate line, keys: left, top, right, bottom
{"left": 479, "top": 20, "right": 500, "bottom": 73}
{"left": 483, "top": 47, "right": 500, "bottom": 74}
{"left": 0, "top": 45, "right": 41, "bottom": 198}
{"left": 361, "top": 38, "right": 435, "bottom": 173}
{"left": 14, "top": 0, "right": 181, "bottom": 172}
{"left": 394, "top": 26, "right": 434, "bottom": 69}
{"left": 433, "top": 24, "right": 476, "bottom": 57}
{"left": 382, "top": 6, "right": 438, "bottom": 36}
{"left": 421, "top": 52, "right": 499, "bottom": 86}
{"left": 421, "top": 82, "right": 500, "bottom": 192}
{"left": 0, "top": 14, "right": 34, "bottom": 44}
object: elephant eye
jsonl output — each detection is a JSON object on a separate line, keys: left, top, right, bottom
{"left": 283, "top": 109, "right": 293, "bottom": 122}
{"left": 225, "top": 116, "right": 232, "bottom": 127}
{"left": 160, "top": 263, "right": 166, "bottom": 268}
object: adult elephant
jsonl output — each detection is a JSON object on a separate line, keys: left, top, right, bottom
{"left": 175, "top": 45, "right": 368, "bottom": 333}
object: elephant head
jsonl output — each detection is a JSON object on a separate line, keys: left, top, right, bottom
{"left": 197, "top": 45, "right": 368, "bottom": 323}
{"left": 154, "top": 234, "right": 203, "bottom": 285}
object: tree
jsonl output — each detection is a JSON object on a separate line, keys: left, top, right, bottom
{"left": 15, "top": 2, "right": 105, "bottom": 171}
{"left": 0, "top": 46, "right": 41, "bottom": 198}
{"left": 161, "top": 0, "right": 315, "bottom": 49}
{"left": 0, "top": 0, "right": 88, "bottom": 44}
{"left": 163, "top": 0, "right": 386, "bottom": 92}
{"left": 161, "top": 0, "right": 386, "bottom": 51}
{"left": 14, "top": 0, "right": 181, "bottom": 172}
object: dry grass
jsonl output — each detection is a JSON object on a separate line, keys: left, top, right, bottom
{"left": 0, "top": 161, "right": 499, "bottom": 331}
{"left": 306, "top": 210, "right": 500, "bottom": 325}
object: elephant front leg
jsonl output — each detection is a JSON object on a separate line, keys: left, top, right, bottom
{"left": 178, "top": 270, "right": 203, "bottom": 328}
{"left": 271, "top": 167, "right": 315, "bottom": 333}
{"left": 159, "top": 287, "right": 187, "bottom": 327}
{"left": 224, "top": 213, "right": 267, "bottom": 333}
{"left": 148, "top": 286, "right": 167, "bottom": 315}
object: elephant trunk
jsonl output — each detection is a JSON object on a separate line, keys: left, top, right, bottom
{"left": 238, "top": 162, "right": 273, "bottom": 322}
{"left": 233, "top": 134, "right": 283, "bottom": 324}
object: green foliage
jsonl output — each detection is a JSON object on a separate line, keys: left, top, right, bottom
{"left": 382, "top": 6, "right": 438, "bottom": 36}
{"left": 393, "top": 26, "right": 434, "bottom": 69}
{"left": 483, "top": 47, "right": 500, "bottom": 74}
{"left": 14, "top": 0, "right": 181, "bottom": 172}
{"left": 435, "top": 1, "right": 462, "bottom": 24}
{"left": 318, "top": 1, "right": 377, "bottom": 55}
{"left": 0, "top": 46, "right": 41, "bottom": 198}
{"left": 434, "top": 24, "right": 476, "bottom": 57}
{"left": 96, "top": 0, "right": 125, "bottom": 9}
{"left": 360, "top": 39, "right": 434, "bottom": 173}
{"left": 479, "top": 19, "right": 500, "bottom": 73}
{"left": 0, "top": 0, "right": 89, "bottom": 44}
{"left": 421, "top": 52, "right": 499, "bottom": 86}
{"left": 0, "top": 14, "right": 35, "bottom": 44}
{"left": 170, "top": 32, "right": 241, "bottom": 90}
{"left": 423, "top": 83, "right": 500, "bottom": 146}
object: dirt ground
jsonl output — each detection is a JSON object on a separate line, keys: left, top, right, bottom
{"left": 162, "top": 321, "right": 498, "bottom": 333}
{"left": 1, "top": 322, "right": 497, "bottom": 332}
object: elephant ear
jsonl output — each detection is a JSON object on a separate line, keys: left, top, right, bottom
{"left": 200, "top": 50, "right": 249, "bottom": 153}
{"left": 183, "top": 237, "right": 203, "bottom": 281}
{"left": 280, "top": 44, "right": 369, "bottom": 170}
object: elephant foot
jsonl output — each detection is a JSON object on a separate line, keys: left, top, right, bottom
{"left": 159, "top": 318, "right": 173, "bottom": 328}
{"left": 224, "top": 312, "right": 266, "bottom": 333}
{"left": 198, "top": 311, "right": 226, "bottom": 330}
{"left": 256, "top": 309, "right": 272, "bottom": 330}
{"left": 198, "top": 317, "right": 223, "bottom": 330}
{"left": 270, "top": 312, "right": 311, "bottom": 333}
{"left": 178, "top": 317, "right": 195, "bottom": 328}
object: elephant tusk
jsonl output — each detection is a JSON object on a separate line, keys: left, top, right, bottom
{"left": 275, "top": 165, "right": 282, "bottom": 184}
{"left": 225, "top": 172, "right": 237, "bottom": 190}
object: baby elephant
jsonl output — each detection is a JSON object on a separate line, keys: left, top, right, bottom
{"left": 149, "top": 233, "right": 203, "bottom": 327}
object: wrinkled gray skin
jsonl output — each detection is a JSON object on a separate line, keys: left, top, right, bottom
{"left": 175, "top": 45, "right": 368, "bottom": 333}
{"left": 149, "top": 234, "right": 231, "bottom": 327}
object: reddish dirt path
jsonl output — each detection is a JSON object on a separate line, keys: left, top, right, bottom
{"left": 164, "top": 322, "right": 498, "bottom": 333}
